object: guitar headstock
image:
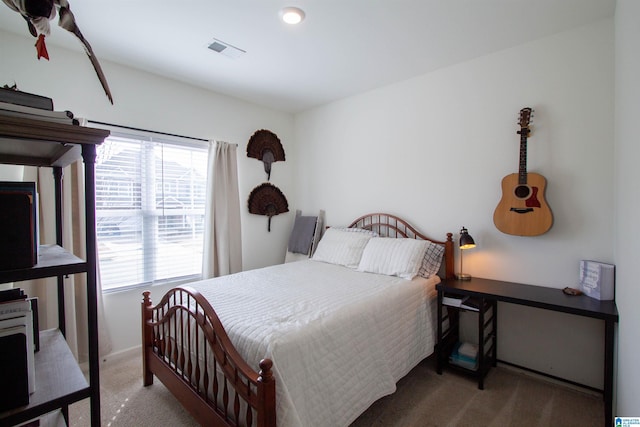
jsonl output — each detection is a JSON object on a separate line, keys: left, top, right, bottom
{"left": 519, "top": 107, "right": 533, "bottom": 129}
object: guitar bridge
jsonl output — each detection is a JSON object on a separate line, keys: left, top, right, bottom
{"left": 510, "top": 207, "right": 534, "bottom": 214}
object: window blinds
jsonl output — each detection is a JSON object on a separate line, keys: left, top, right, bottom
{"left": 95, "top": 133, "right": 208, "bottom": 292}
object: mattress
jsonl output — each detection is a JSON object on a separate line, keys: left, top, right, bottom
{"left": 185, "top": 259, "right": 440, "bottom": 427}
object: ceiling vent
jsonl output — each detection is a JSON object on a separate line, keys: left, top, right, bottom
{"left": 208, "top": 38, "right": 246, "bottom": 59}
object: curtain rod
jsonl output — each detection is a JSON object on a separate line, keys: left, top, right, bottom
{"left": 88, "top": 120, "right": 209, "bottom": 143}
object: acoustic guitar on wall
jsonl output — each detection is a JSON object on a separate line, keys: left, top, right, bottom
{"left": 493, "top": 107, "right": 553, "bottom": 236}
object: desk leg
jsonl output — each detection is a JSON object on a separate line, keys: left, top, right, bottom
{"left": 492, "top": 301, "right": 498, "bottom": 367}
{"left": 478, "top": 299, "right": 485, "bottom": 390}
{"left": 604, "top": 319, "right": 614, "bottom": 427}
{"left": 436, "top": 289, "right": 443, "bottom": 374}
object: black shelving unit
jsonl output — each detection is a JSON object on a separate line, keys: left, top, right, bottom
{"left": 436, "top": 290, "right": 497, "bottom": 390}
{"left": 0, "top": 114, "right": 109, "bottom": 426}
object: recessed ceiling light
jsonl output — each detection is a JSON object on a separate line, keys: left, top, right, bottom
{"left": 280, "top": 7, "right": 305, "bottom": 25}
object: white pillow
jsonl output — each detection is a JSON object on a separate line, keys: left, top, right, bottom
{"left": 329, "top": 226, "right": 378, "bottom": 237}
{"left": 311, "top": 228, "right": 373, "bottom": 268}
{"left": 357, "top": 238, "right": 428, "bottom": 280}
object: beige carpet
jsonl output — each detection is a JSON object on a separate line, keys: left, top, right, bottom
{"left": 69, "top": 349, "right": 603, "bottom": 427}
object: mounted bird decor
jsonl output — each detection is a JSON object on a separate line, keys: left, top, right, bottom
{"left": 3, "top": 0, "right": 114, "bottom": 104}
{"left": 248, "top": 183, "right": 289, "bottom": 232}
{"left": 246, "top": 129, "right": 285, "bottom": 180}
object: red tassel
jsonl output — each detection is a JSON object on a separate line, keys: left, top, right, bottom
{"left": 35, "top": 34, "right": 49, "bottom": 60}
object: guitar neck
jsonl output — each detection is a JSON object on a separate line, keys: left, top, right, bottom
{"left": 518, "top": 128, "right": 529, "bottom": 184}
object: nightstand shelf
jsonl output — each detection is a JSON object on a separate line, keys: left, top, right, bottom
{"left": 437, "top": 292, "right": 497, "bottom": 390}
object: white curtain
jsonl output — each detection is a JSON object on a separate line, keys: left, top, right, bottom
{"left": 63, "top": 162, "right": 112, "bottom": 360}
{"left": 27, "top": 164, "right": 112, "bottom": 362}
{"left": 202, "top": 141, "right": 242, "bottom": 278}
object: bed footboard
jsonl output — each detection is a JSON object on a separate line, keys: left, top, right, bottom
{"left": 142, "top": 287, "right": 276, "bottom": 427}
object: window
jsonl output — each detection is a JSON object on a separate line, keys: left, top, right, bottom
{"left": 95, "top": 131, "right": 208, "bottom": 292}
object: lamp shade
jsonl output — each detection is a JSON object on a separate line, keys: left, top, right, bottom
{"left": 456, "top": 227, "right": 475, "bottom": 280}
{"left": 459, "top": 227, "right": 476, "bottom": 249}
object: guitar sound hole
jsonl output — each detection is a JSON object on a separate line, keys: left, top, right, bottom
{"left": 514, "top": 185, "right": 530, "bottom": 199}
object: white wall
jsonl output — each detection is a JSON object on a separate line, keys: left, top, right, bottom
{"left": 294, "top": 20, "right": 614, "bottom": 389}
{"left": 614, "top": 0, "right": 640, "bottom": 416}
{"left": 1, "top": 30, "right": 297, "bottom": 353}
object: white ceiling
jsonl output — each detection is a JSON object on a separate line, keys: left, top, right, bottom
{"left": 0, "top": 0, "right": 615, "bottom": 113}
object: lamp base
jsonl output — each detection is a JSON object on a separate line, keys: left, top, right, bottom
{"left": 456, "top": 273, "right": 472, "bottom": 281}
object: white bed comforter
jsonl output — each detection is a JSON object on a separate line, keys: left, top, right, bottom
{"left": 186, "top": 259, "right": 439, "bottom": 427}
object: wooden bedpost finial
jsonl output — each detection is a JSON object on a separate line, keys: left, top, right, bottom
{"left": 142, "top": 291, "right": 151, "bottom": 306}
{"left": 257, "top": 358, "right": 276, "bottom": 426}
{"left": 445, "top": 232, "right": 455, "bottom": 280}
{"left": 258, "top": 358, "right": 274, "bottom": 383}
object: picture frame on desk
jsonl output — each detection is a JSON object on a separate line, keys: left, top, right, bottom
{"left": 579, "top": 260, "right": 615, "bottom": 301}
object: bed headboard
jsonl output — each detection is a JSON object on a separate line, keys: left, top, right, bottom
{"left": 348, "top": 213, "right": 454, "bottom": 280}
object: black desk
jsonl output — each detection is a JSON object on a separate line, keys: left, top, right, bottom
{"left": 436, "top": 277, "right": 618, "bottom": 427}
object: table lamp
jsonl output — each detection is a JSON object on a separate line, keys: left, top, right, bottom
{"left": 456, "top": 226, "right": 476, "bottom": 280}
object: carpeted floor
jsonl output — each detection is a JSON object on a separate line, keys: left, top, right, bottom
{"left": 69, "top": 348, "right": 604, "bottom": 427}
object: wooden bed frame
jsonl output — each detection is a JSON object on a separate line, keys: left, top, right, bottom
{"left": 141, "top": 213, "right": 454, "bottom": 427}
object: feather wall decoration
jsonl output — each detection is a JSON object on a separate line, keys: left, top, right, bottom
{"left": 246, "top": 129, "right": 285, "bottom": 180}
{"left": 248, "top": 183, "right": 289, "bottom": 232}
